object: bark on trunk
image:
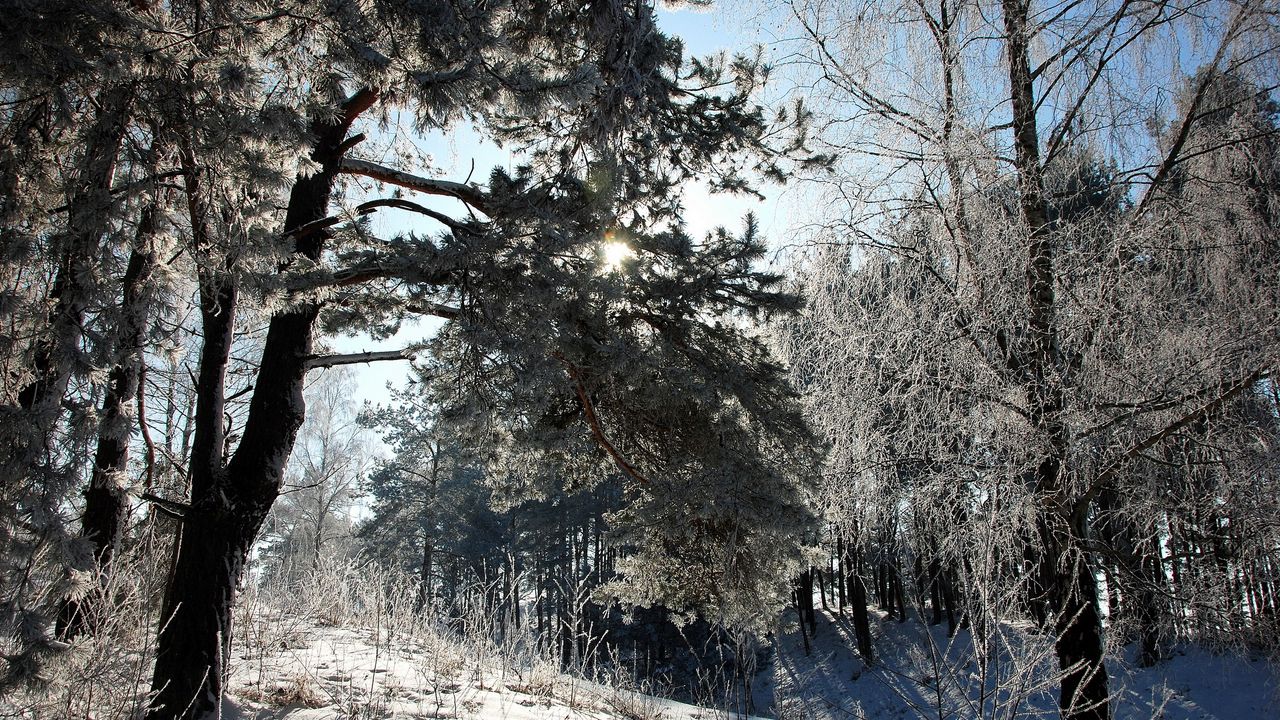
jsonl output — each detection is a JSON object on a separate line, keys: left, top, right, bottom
{"left": 57, "top": 207, "right": 159, "bottom": 639}
{"left": 836, "top": 534, "right": 847, "bottom": 611}
{"left": 799, "top": 567, "right": 816, "bottom": 635}
{"left": 999, "top": 0, "right": 1109, "bottom": 713}
{"left": 416, "top": 530, "right": 434, "bottom": 614}
{"left": 0, "top": 84, "right": 134, "bottom": 684}
{"left": 794, "top": 568, "right": 816, "bottom": 655}
{"left": 928, "top": 557, "right": 944, "bottom": 626}
{"left": 147, "top": 88, "right": 378, "bottom": 720}
{"left": 148, "top": 504, "right": 254, "bottom": 718}
{"left": 1097, "top": 484, "right": 1166, "bottom": 666}
{"left": 1053, "top": 537, "right": 1110, "bottom": 720}
{"left": 845, "top": 547, "right": 874, "bottom": 663}
{"left": 147, "top": 132, "right": 236, "bottom": 714}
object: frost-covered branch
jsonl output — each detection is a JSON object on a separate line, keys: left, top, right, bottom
{"left": 285, "top": 197, "right": 472, "bottom": 240}
{"left": 554, "top": 353, "right": 651, "bottom": 487}
{"left": 339, "top": 158, "right": 492, "bottom": 214}
{"left": 305, "top": 349, "right": 417, "bottom": 370}
{"left": 1075, "top": 364, "right": 1272, "bottom": 521}
{"left": 46, "top": 169, "right": 187, "bottom": 214}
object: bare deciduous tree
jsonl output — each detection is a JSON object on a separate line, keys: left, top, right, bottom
{"left": 778, "top": 0, "right": 1280, "bottom": 716}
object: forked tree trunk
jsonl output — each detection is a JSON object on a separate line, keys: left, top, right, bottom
{"left": 147, "top": 88, "right": 378, "bottom": 720}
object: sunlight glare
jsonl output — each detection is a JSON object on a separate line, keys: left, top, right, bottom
{"left": 600, "top": 235, "right": 636, "bottom": 272}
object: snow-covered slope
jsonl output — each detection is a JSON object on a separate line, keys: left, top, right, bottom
{"left": 224, "top": 603, "right": 1275, "bottom": 720}
{"left": 225, "top": 614, "right": 761, "bottom": 720}
{"left": 762, "top": 606, "right": 1278, "bottom": 719}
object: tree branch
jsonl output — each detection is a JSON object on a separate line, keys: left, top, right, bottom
{"left": 354, "top": 198, "right": 471, "bottom": 231}
{"left": 305, "top": 349, "right": 417, "bottom": 370}
{"left": 554, "top": 353, "right": 651, "bottom": 486}
{"left": 339, "top": 158, "right": 492, "bottom": 214}
{"left": 339, "top": 90, "right": 380, "bottom": 132}
{"left": 1073, "top": 364, "right": 1270, "bottom": 523}
{"left": 284, "top": 197, "right": 470, "bottom": 240}
{"left": 1133, "top": 3, "right": 1252, "bottom": 216}
{"left": 141, "top": 492, "right": 190, "bottom": 520}
{"left": 406, "top": 301, "right": 461, "bottom": 319}
{"left": 47, "top": 169, "right": 187, "bottom": 214}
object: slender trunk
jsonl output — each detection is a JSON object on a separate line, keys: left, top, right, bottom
{"left": 1135, "top": 544, "right": 1164, "bottom": 667}
{"left": 16, "top": 85, "right": 133, "bottom": 417}
{"left": 1054, "top": 536, "right": 1109, "bottom": 720}
{"left": 893, "top": 563, "right": 907, "bottom": 623}
{"left": 795, "top": 573, "right": 812, "bottom": 656}
{"left": 416, "top": 529, "right": 434, "bottom": 614}
{"left": 847, "top": 549, "right": 874, "bottom": 663}
{"left": 57, "top": 205, "right": 160, "bottom": 639}
{"left": 929, "top": 557, "right": 943, "bottom": 626}
{"left": 801, "top": 567, "right": 816, "bottom": 635}
{"left": 836, "top": 534, "right": 847, "bottom": 612}
{"left": 513, "top": 552, "right": 524, "bottom": 628}
{"left": 877, "top": 562, "right": 889, "bottom": 614}
{"left": 942, "top": 566, "right": 959, "bottom": 636}
{"left": 537, "top": 558, "right": 547, "bottom": 647}
{"left": 1097, "top": 484, "right": 1165, "bottom": 666}
{"left": 937, "top": 0, "right": 982, "bottom": 301}
{"left": 148, "top": 89, "right": 378, "bottom": 720}
{"left": 999, "top": 0, "right": 1108, "bottom": 713}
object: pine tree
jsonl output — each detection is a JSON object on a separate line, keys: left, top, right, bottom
{"left": 129, "top": 1, "right": 822, "bottom": 717}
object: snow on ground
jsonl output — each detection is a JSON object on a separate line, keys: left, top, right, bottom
{"left": 221, "top": 604, "right": 1276, "bottom": 719}
{"left": 223, "top": 612, "right": 760, "bottom": 720}
{"left": 764, "top": 606, "right": 1279, "bottom": 719}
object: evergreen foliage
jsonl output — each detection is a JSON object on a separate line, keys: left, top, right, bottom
{"left": 0, "top": 1, "right": 820, "bottom": 716}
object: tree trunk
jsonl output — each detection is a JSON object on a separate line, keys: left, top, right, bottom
{"left": 999, "top": 0, "right": 1109, "bottom": 712}
{"left": 892, "top": 562, "right": 907, "bottom": 623}
{"left": 16, "top": 85, "right": 133, "bottom": 417}
{"left": 1053, "top": 538, "right": 1110, "bottom": 720}
{"left": 928, "top": 557, "right": 943, "bottom": 626}
{"left": 845, "top": 547, "right": 874, "bottom": 663}
{"left": 147, "top": 133, "right": 236, "bottom": 714}
{"left": 800, "top": 567, "right": 816, "bottom": 635}
{"left": 836, "top": 534, "right": 847, "bottom": 611}
{"left": 148, "top": 504, "right": 256, "bottom": 718}
{"left": 7, "top": 90, "right": 133, "bottom": 662}
{"left": 941, "top": 566, "right": 959, "bottom": 637}
{"left": 147, "top": 88, "right": 378, "bottom": 720}
{"left": 57, "top": 206, "right": 159, "bottom": 639}
{"left": 1097, "top": 484, "right": 1165, "bottom": 666}
{"left": 416, "top": 529, "right": 434, "bottom": 614}
{"left": 794, "top": 568, "right": 817, "bottom": 654}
